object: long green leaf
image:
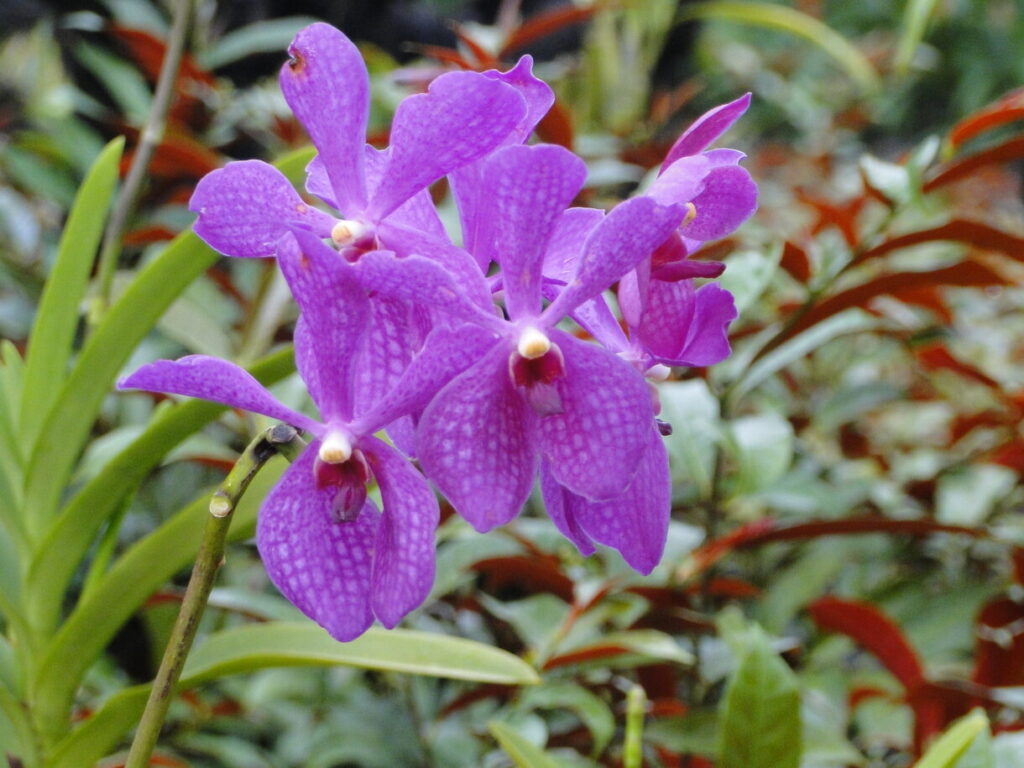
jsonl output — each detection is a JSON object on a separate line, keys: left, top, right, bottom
{"left": 0, "top": 682, "right": 39, "bottom": 767}
{"left": 19, "top": 137, "right": 124, "bottom": 453}
{"left": 30, "top": 461, "right": 283, "bottom": 745}
{"left": 24, "top": 346, "right": 294, "bottom": 638}
{"left": 677, "top": 1, "right": 880, "bottom": 94}
{"left": 915, "top": 711, "right": 989, "bottom": 768}
{"left": 50, "top": 625, "right": 539, "bottom": 767}
{"left": 489, "top": 721, "right": 563, "bottom": 768}
{"left": 717, "top": 629, "right": 802, "bottom": 768}
{"left": 0, "top": 343, "right": 27, "bottom": 549}
{"left": 20, "top": 230, "right": 219, "bottom": 536}
{"left": 895, "top": 0, "right": 940, "bottom": 75}
{"left": 181, "top": 622, "right": 541, "bottom": 686}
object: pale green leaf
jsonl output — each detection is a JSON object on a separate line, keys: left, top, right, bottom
{"left": 916, "top": 711, "right": 990, "bottom": 768}
{"left": 200, "top": 17, "right": 320, "bottom": 69}
{"left": 729, "top": 309, "right": 882, "bottom": 404}
{"left": 522, "top": 682, "right": 616, "bottom": 756}
{"left": 895, "top": 0, "right": 941, "bottom": 75}
{"left": 181, "top": 622, "right": 541, "bottom": 687}
{"left": 31, "top": 460, "right": 283, "bottom": 744}
{"left": 20, "top": 136, "right": 124, "bottom": 451}
{"left": 489, "top": 720, "right": 563, "bottom": 768}
{"left": 718, "top": 629, "right": 802, "bottom": 768}
{"left": 677, "top": 1, "right": 880, "bottom": 94}
{"left": 24, "top": 346, "right": 294, "bottom": 639}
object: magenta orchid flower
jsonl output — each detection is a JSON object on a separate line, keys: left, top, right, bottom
{"left": 120, "top": 230, "right": 491, "bottom": 641}
{"left": 386, "top": 142, "right": 689, "bottom": 534}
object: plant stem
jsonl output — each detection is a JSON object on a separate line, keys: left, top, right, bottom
{"left": 89, "top": 0, "right": 193, "bottom": 330}
{"left": 123, "top": 424, "right": 304, "bottom": 768}
{"left": 623, "top": 683, "right": 647, "bottom": 768}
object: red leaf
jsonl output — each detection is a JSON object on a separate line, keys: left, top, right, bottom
{"left": 535, "top": 98, "right": 574, "bottom": 149}
{"left": 415, "top": 44, "right": 476, "bottom": 70}
{"left": 779, "top": 260, "right": 1008, "bottom": 342}
{"left": 925, "top": 136, "right": 1024, "bottom": 193}
{"left": 808, "top": 596, "right": 926, "bottom": 691}
{"left": 857, "top": 219, "right": 1024, "bottom": 266}
{"left": 471, "top": 555, "right": 574, "bottom": 601}
{"left": 916, "top": 343, "right": 1002, "bottom": 389}
{"left": 795, "top": 189, "right": 865, "bottom": 248}
{"left": 499, "top": 5, "right": 602, "bottom": 57}
{"left": 973, "top": 596, "right": 1024, "bottom": 687}
{"left": 779, "top": 241, "right": 812, "bottom": 282}
{"left": 950, "top": 87, "right": 1024, "bottom": 148}
{"left": 542, "top": 642, "right": 632, "bottom": 670}
{"left": 452, "top": 27, "right": 498, "bottom": 69}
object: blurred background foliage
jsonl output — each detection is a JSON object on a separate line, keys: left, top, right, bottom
{"left": 2, "top": 0, "right": 1024, "bottom": 766}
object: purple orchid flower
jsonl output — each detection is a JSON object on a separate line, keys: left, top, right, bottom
{"left": 188, "top": 23, "right": 527, "bottom": 267}
{"left": 376, "top": 142, "right": 691, "bottom": 536}
{"left": 120, "top": 230, "right": 492, "bottom": 641}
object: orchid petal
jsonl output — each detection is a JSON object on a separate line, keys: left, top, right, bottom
{"left": 539, "top": 462, "right": 596, "bottom": 556}
{"left": 682, "top": 164, "right": 758, "bottom": 241}
{"left": 118, "top": 355, "right": 321, "bottom": 435}
{"left": 377, "top": 221, "right": 492, "bottom": 311}
{"left": 363, "top": 146, "right": 448, "bottom": 239}
{"left": 537, "top": 332, "right": 653, "bottom": 500}
{"left": 646, "top": 155, "right": 711, "bottom": 208}
{"left": 364, "top": 437, "right": 438, "bottom": 627}
{"left": 549, "top": 197, "right": 685, "bottom": 318}
{"left": 189, "top": 160, "right": 332, "bottom": 259}
{"left": 418, "top": 342, "right": 537, "bottom": 532}
{"left": 662, "top": 283, "right": 737, "bottom": 367}
{"left": 483, "top": 55, "right": 554, "bottom": 143}
{"left": 280, "top": 23, "right": 369, "bottom": 214}
{"left": 661, "top": 93, "right": 751, "bottom": 170}
{"left": 352, "top": 295, "right": 427, "bottom": 420}
{"left": 566, "top": 427, "right": 669, "bottom": 574}
{"left": 282, "top": 228, "right": 370, "bottom": 421}
{"left": 542, "top": 207, "right": 604, "bottom": 285}
{"left": 368, "top": 71, "right": 526, "bottom": 219}
{"left": 483, "top": 144, "right": 586, "bottom": 318}
{"left": 354, "top": 250, "right": 496, "bottom": 326}
{"left": 355, "top": 323, "right": 498, "bottom": 435}
{"left": 257, "top": 444, "right": 378, "bottom": 641}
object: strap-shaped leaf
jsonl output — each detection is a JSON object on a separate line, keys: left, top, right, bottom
{"left": 181, "top": 622, "right": 540, "bottom": 686}
{"left": 50, "top": 624, "right": 539, "bottom": 768}
{"left": 23, "top": 346, "right": 294, "bottom": 639}
{"left": 30, "top": 461, "right": 284, "bottom": 745}
{"left": 20, "top": 230, "right": 219, "bottom": 537}
{"left": 19, "top": 136, "right": 124, "bottom": 453}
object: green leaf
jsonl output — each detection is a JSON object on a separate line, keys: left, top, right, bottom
{"left": 181, "top": 622, "right": 541, "bottom": 687}
{"left": 729, "top": 309, "right": 882, "bottom": 404}
{"left": 24, "top": 346, "right": 294, "bottom": 638}
{"left": 860, "top": 154, "right": 913, "bottom": 206}
{"left": 521, "top": 682, "right": 616, "bottom": 756}
{"left": 46, "top": 683, "right": 149, "bottom": 768}
{"left": 489, "top": 720, "right": 563, "bottom": 768}
{"left": 73, "top": 40, "right": 152, "bottom": 122}
{"left": 20, "top": 136, "right": 124, "bottom": 452}
{"left": 199, "top": 17, "right": 320, "bottom": 69}
{"left": 717, "top": 628, "right": 802, "bottom": 768}
{"left": 677, "top": 1, "right": 880, "bottom": 94}
{"left": 916, "top": 711, "right": 990, "bottom": 768}
{"left": 30, "top": 460, "right": 283, "bottom": 744}
{"left": 0, "top": 681, "right": 40, "bottom": 767}
{"left": 21, "top": 230, "right": 219, "bottom": 536}
{"left": 726, "top": 413, "right": 794, "bottom": 494}
{"left": 647, "top": 709, "right": 718, "bottom": 758}
{"left": 895, "top": 0, "right": 941, "bottom": 75}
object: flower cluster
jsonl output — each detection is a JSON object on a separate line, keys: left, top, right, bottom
{"left": 120, "top": 23, "right": 756, "bottom": 641}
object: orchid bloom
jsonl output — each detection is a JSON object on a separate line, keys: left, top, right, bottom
{"left": 120, "top": 229, "right": 490, "bottom": 641}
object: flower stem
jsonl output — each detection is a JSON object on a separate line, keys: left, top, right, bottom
{"left": 623, "top": 682, "right": 647, "bottom": 768}
{"left": 88, "top": 0, "right": 193, "bottom": 330}
{"left": 123, "top": 424, "right": 304, "bottom": 768}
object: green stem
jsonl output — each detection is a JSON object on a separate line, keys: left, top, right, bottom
{"left": 623, "top": 683, "right": 646, "bottom": 768}
{"left": 89, "top": 0, "right": 193, "bottom": 329}
{"left": 123, "top": 424, "right": 304, "bottom": 768}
